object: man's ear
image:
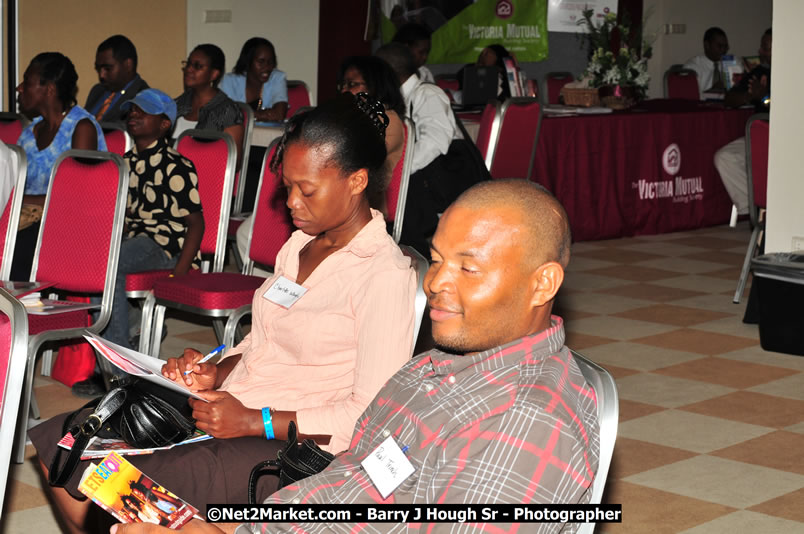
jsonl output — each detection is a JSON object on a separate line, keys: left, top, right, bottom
{"left": 160, "top": 117, "right": 172, "bottom": 136}
{"left": 123, "top": 58, "right": 135, "bottom": 75}
{"left": 528, "top": 261, "right": 564, "bottom": 308}
{"left": 348, "top": 168, "right": 369, "bottom": 197}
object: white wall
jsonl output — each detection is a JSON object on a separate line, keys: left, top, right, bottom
{"left": 643, "top": 0, "right": 772, "bottom": 98}
{"left": 765, "top": 0, "right": 804, "bottom": 253}
{"left": 186, "top": 0, "right": 319, "bottom": 97}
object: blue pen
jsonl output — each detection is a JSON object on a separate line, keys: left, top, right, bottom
{"left": 184, "top": 344, "right": 226, "bottom": 375}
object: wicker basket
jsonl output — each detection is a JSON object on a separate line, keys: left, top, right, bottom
{"left": 560, "top": 87, "right": 600, "bottom": 107}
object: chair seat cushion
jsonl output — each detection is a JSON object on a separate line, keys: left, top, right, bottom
{"left": 152, "top": 273, "right": 266, "bottom": 310}
{"left": 125, "top": 269, "right": 176, "bottom": 292}
{"left": 28, "top": 310, "right": 91, "bottom": 335}
{"left": 228, "top": 216, "right": 247, "bottom": 237}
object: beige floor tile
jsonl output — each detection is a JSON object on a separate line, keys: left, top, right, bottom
{"left": 607, "top": 438, "right": 697, "bottom": 479}
{"left": 698, "top": 266, "right": 744, "bottom": 281}
{"left": 652, "top": 356, "right": 797, "bottom": 389}
{"left": 615, "top": 373, "right": 735, "bottom": 408}
{"left": 554, "top": 291, "right": 651, "bottom": 315}
{"left": 749, "top": 487, "right": 804, "bottom": 523}
{"left": 711, "top": 431, "right": 804, "bottom": 475}
{"left": 651, "top": 274, "right": 739, "bottom": 294}
{"left": 632, "top": 328, "right": 756, "bottom": 356}
{"left": 717, "top": 345, "right": 804, "bottom": 371}
{"left": 585, "top": 265, "right": 686, "bottom": 283}
{"left": 7, "top": 455, "right": 47, "bottom": 490}
{"left": 618, "top": 410, "right": 771, "bottom": 453}
{"left": 0, "top": 504, "right": 62, "bottom": 534}
{"left": 618, "top": 399, "right": 667, "bottom": 422}
{"left": 568, "top": 241, "right": 606, "bottom": 253}
{"left": 749, "top": 373, "right": 804, "bottom": 401}
{"left": 670, "top": 293, "right": 748, "bottom": 314}
{"left": 663, "top": 236, "right": 745, "bottom": 250}
{"left": 571, "top": 247, "right": 665, "bottom": 264}
{"left": 565, "top": 316, "right": 678, "bottom": 341}
{"left": 637, "top": 257, "right": 730, "bottom": 275}
{"left": 612, "top": 304, "right": 732, "bottom": 328}
{"left": 691, "top": 317, "right": 760, "bottom": 339}
{"left": 679, "top": 510, "right": 804, "bottom": 534}
{"left": 564, "top": 255, "right": 617, "bottom": 272}
{"left": 616, "top": 241, "right": 704, "bottom": 257}
{"left": 683, "top": 249, "right": 749, "bottom": 266}
{"left": 563, "top": 332, "right": 618, "bottom": 350}
{"left": 680, "top": 391, "right": 804, "bottom": 428}
{"left": 598, "top": 283, "right": 706, "bottom": 303}
{"left": 580, "top": 341, "right": 705, "bottom": 372}
{"left": 625, "top": 455, "right": 804, "bottom": 508}
{"left": 560, "top": 272, "right": 632, "bottom": 292}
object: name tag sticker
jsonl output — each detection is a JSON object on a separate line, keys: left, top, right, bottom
{"left": 263, "top": 275, "right": 308, "bottom": 308}
{"left": 361, "top": 436, "right": 415, "bottom": 499}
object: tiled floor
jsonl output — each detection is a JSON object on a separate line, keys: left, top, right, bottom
{"left": 4, "top": 221, "right": 804, "bottom": 533}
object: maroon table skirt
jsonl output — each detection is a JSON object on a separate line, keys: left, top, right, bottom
{"left": 531, "top": 99, "right": 754, "bottom": 241}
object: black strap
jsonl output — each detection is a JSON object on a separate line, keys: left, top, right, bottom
{"left": 48, "top": 388, "right": 127, "bottom": 487}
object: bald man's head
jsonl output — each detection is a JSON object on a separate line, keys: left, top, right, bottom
{"left": 452, "top": 179, "right": 572, "bottom": 269}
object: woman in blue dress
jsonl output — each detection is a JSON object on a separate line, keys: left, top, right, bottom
{"left": 12, "top": 52, "right": 106, "bottom": 280}
{"left": 220, "top": 37, "right": 288, "bottom": 122}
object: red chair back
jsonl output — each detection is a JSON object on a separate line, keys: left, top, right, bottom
{"left": 436, "top": 77, "right": 460, "bottom": 93}
{"left": 287, "top": 81, "right": 312, "bottom": 118}
{"left": 33, "top": 151, "right": 127, "bottom": 293}
{"left": 487, "top": 97, "right": 542, "bottom": 180}
{"left": 248, "top": 143, "right": 293, "bottom": 268}
{"left": 747, "top": 115, "right": 769, "bottom": 212}
{"left": 0, "top": 146, "right": 28, "bottom": 279}
{"left": 475, "top": 101, "right": 499, "bottom": 164}
{"left": 664, "top": 69, "right": 699, "bottom": 100}
{"left": 386, "top": 118, "right": 416, "bottom": 243}
{"left": 232, "top": 103, "right": 255, "bottom": 215}
{"left": 545, "top": 72, "right": 573, "bottom": 104}
{"left": 177, "top": 130, "right": 237, "bottom": 273}
{"left": 0, "top": 113, "right": 28, "bottom": 145}
{"left": 100, "top": 124, "right": 132, "bottom": 156}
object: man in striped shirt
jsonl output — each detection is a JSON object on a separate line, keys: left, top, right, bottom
{"left": 115, "top": 179, "right": 599, "bottom": 534}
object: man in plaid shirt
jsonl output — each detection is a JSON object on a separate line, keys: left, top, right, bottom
{"left": 115, "top": 180, "right": 599, "bottom": 534}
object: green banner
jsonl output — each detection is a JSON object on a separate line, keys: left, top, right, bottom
{"left": 384, "top": 0, "right": 548, "bottom": 64}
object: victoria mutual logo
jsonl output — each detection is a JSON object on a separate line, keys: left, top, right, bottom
{"left": 496, "top": 0, "right": 513, "bottom": 19}
{"left": 634, "top": 144, "right": 704, "bottom": 203}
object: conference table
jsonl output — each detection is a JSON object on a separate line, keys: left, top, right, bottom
{"left": 529, "top": 100, "right": 754, "bottom": 241}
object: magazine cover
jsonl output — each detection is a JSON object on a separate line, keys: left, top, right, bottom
{"left": 78, "top": 452, "right": 198, "bottom": 527}
{"left": 59, "top": 429, "right": 211, "bottom": 460}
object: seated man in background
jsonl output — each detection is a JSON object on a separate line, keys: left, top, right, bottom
{"left": 117, "top": 179, "right": 600, "bottom": 534}
{"left": 376, "top": 42, "right": 488, "bottom": 259}
{"left": 85, "top": 34, "right": 149, "bottom": 125}
{"left": 683, "top": 26, "right": 729, "bottom": 98}
{"left": 74, "top": 88, "right": 204, "bottom": 396}
{"left": 715, "top": 28, "right": 772, "bottom": 216}
{"left": 392, "top": 22, "right": 435, "bottom": 84}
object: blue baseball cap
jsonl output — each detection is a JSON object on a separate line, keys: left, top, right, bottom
{"left": 121, "top": 88, "right": 177, "bottom": 125}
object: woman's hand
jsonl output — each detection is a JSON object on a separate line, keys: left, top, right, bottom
{"left": 189, "top": 390, "right": 262, "bottom": 439}
{"left": 161, "top": 348, "right": 218, "bottom": 391}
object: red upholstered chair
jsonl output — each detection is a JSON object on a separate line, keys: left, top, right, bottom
{"left": 287, "top": 80, "right": 314, "bottom": 118}
{"left": 734, "top": 113, "right": 769, "bottom": 304}
{"left": 0, "top": 288, "right": 28, "bottom": 510}
{"left": 475, "top": 101, "right": 501, "bottom": 170}
{"left": 0, "top": 112, "right": 29, "bottom": 144}
{"left": 435, "top": 76, "right": 460, "bottom": 93}
{"left": 142, "top": 144, "right": 291, "bottom": 354}
{"left": 663, "top": 68, "right": 699, "bottom": 100}
{"left": 0, "top": 146, "right": 28, "bottom": 279}
{"left": 14, "top": 150, "right": 128, "bottom": 462}
{"left": 485, "top": 97, "right": 542, "bottom": 180}
{"left": 227, "top": 104, "right": 258, "bottom": 271}
{"left": 386, "top": 118, "right": 415, "bottom": 244}
{"left": 100, "top": 122, "right": 133, "bottom": 156}
{"left": 544, "top": 72, "right": 574, "bottom": 104}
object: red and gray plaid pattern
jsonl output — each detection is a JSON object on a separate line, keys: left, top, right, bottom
{"left": 249, "top": 317, "right": 599, "bottom": 533}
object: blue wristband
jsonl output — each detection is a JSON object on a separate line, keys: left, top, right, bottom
{"left": 262, "top": 407, "right": 275, "bottom": 440}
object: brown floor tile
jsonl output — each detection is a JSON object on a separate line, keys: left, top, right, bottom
{"left": 711, "top": 431, "right": 804, "bottom": 476}
{"left": 613, "top": 304, "right": 732, "bottom": 327}
{"left": 680, "top": 391, "right": 804, "bottom": 428}
{"left": 632, "top": 329, "right": 758, "bottom": 356}
{"left": 572, "top": 247, "right": 665, "bottom": 264}
{"left": 598, "top": 283, "right": 706, "bottom": 302}
{"left": 564, "top": 332, "right": 617, "bottom": 350}
{"left": 665, "top": 236, "right": 745, "bottom": 250}
{"left": 683, "top": 250, "right": 748, "bottom": 266}
{"left": 652, "top": 356, "right": 797, "bottom": 388}
{"left": 608, "top": 438, "right": 697, "bottom": 479}
{"left": 175, "top": 328, "right": 221, "bottom": 346}
{"left": 551, "top": 305, "right": 599, "bottom": 323}
{"left": 597, "top": 481, "right": 735, "bottom": 533}
{"left": 749, "top": 487, "right": 804, "bottom": 523}
{"left": 4, "top": 479, "right": 50, "bottom": 511}
{"left": 700, "top": 266, "right": 745, "bottom": 281}
{"left": 586, "top": 265, "right": 686, "bottom": 283}
{"left": 33, "top": 383, "right": 89, "bottom": 420}
{"left": 598, "top": 364, "right": 640, "bottom": 380}
{"left": 619, "top": 399, "right": 667, "bottom": 422}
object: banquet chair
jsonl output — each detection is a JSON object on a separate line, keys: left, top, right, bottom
{"left": 544, "top": 72, "right": 574, "bottom": 105}
{"left": 0, "top": 112, "right": 29, "bottom": 144}
{"left": 143, "top": 144, "right": 291, "bottom": 353}
{"left": 734, "top": 113, "right": 769, "bottom": 304}
{"left": 287, "top": 80, "right": 314, "bottom": 118}
{"left": 14, "top": 150, "right": 128, "bottom": 462}
{"left": 0, "top": 288, "right": 29, "bottom": 515}
{"left": 485, "top": 97, "right": 542, "bottom": 180}
{"left": 387, "top": 117, "right": 416, "bottom": 244}
{"left": 129, "top": 130, "right": 237, "bottom": 354}
{"left": 0, "top": 146, "right": 28, "bottom": 279}
{"left": 663, "top": 68, "right": 699, "bottom": 100}
{"left": 435, "top": 75, "right": 460, "bottom": 94}
{"left": 400, "top": 245, "right": 428, "bottom": 348}
{"left": 475, "top": 101, "right": 501, "bottom": 169}
{"left": 100, "top": 122, "right": 133, "bottom": 156}
{"left": 571, "top": 350, "right": 619, "bottom": 534}
{"left": 227, "top": 104, "right": 256, "bottom": 270}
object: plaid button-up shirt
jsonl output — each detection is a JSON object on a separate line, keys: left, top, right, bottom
{"left": 241, "top": 316, "right": 599, "bottom": 533}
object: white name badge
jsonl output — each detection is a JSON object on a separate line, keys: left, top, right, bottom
{"left": 361, "top": 436, "right": 415, "bottom": 499}
{"left": 263, "top": 275, "right": 308, "bottom": 308}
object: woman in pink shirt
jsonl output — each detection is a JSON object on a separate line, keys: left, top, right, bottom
{"left": 34, "top": 93, "right": 417, "bottom": 530}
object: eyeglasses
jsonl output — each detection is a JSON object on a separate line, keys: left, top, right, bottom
{"left": 338, "top": 80, "right": 366, "bottom": 91}
{"left": 181, "top": 60, "right": 208, "bottom": 71}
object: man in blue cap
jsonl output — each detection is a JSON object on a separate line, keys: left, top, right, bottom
{"left": 73, "top": 88, "right": 205, "bottom": 396}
